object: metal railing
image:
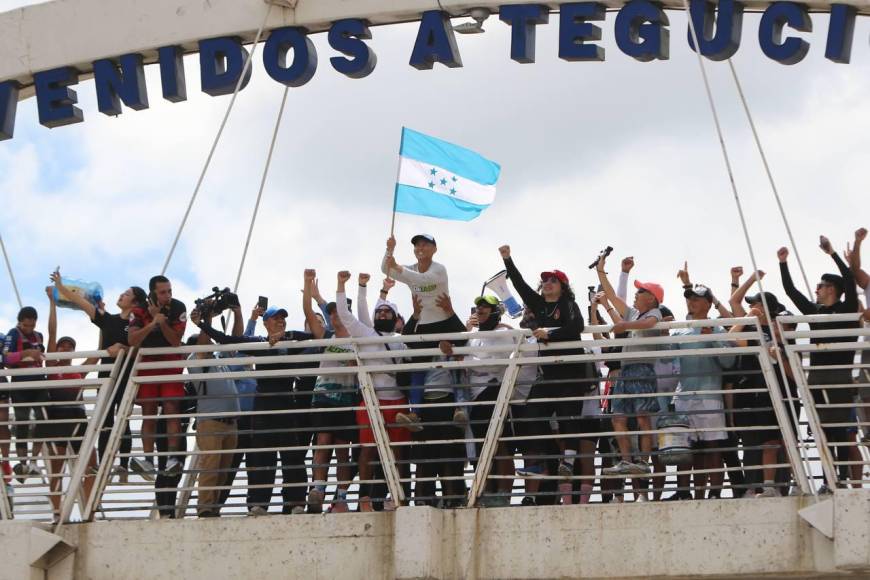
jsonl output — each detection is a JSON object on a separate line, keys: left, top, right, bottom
{"left": 2, "top": 314, "right": 867, "bottom": 530}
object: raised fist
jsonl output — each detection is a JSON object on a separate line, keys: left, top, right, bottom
{"left": 498, "top": 245, "right": 511, "bottom": 259}
{"left": 777, "top": 247, "right": 789, "bottom": 263}
{"left": 359, "top": 273, "right": 371, "bottom": 286}
{"left": 386, "top": 236, "right": 396, "bottom": 254}
{"left": 337, "top": 271, "right": 352, "bottom": 283}
{"left": 730, "top": 266, "right": 743, "bottom": 279}
{"left": 819, "top": 235, "right": 833, "bottom": 255}
{"left": 621, "top": 257, "right": 634, "bottom": 273}
{"left": 382, "top": 278, "right": 396, "bottom": 292}
{"left": 856, "top": 228, "right": 868, "bottom": 243}
{"left": 304, "top": 269, "right": 317, "bottom": 281}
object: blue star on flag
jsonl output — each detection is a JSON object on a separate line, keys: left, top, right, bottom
{"left": 440, "top": 178, "right": 447, "bottom": 186}
{"left": 428, "top": 181, "right": 435, "bottom": 189}
{"left": 430, "top": 168, "right": 438, "bottom": 176}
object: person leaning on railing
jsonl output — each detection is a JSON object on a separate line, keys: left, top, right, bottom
{"left": 778, "top": 237, "right": 859, "bottom": 486}
{"left": 50, "top": 268, "right": 144, "bottom": 483}
{"left": 499, "top": 244, "right": 587, "bottom": 480}
{"left": 195, "top": 304, "right": 313, "bottom": 516}
{"left": 845, "top": 227, "right": 870, "bottom": 447}
{"left": 2, "top": 305, "right": 46, "bottom": 482}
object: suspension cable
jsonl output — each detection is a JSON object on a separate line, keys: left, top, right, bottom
{"left": 234, "top": 86, "right": 290, "bottom": 293}
{"left": 725, "top": 59, "right": 813, "bottom": 297}
{"left": 161, "top": 2, "right": 274, "bottom": 276}
{"left": 0, "top": 232, "right": 22, "bottom": 308}
{"left": 680, "top": 1, "right": 817, "bottom": 491}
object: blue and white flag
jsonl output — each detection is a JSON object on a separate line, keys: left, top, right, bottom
{"left": 394, "top": 127, "right": 501, "bottom": 222}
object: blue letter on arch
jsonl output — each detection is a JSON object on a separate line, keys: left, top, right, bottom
{"left": 93, "top": 53, "right": 149, "bottom": 116}
{"left": 0, "top": 81, "right": 20, "bottom": 141}
{"left": 687, "top": 0, "right": 744, "bottom": 60}
{"left": 758, "top": 2, "right": 811, "bottom": 65}
{"left": 199, "top": 37, "right": 253, "bottom": 96}
{"left": 329, "top": 19, "right": 376, "bottom": 79}
{"left": 409, "top": 11, "right": 463, "bottom": 70}
{"left": 615, "top": 0, "right": 670, "bottom": 62}
{"left": 264, "top": 27, "right": 318, "bottom": 87}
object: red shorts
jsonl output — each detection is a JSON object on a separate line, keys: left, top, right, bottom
{"left": 136, "top": 355, "right": 184, "bottom": 402}
{"left": 356, "top": 398, "right": 412, "bottom": 444}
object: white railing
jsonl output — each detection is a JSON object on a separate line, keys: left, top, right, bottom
{"left": 2, "top": 315, "right": 868, "bottom": 529}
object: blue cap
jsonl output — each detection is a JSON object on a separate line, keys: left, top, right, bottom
{"left": 263, "top": 307, "right": 288, "bottom": 321}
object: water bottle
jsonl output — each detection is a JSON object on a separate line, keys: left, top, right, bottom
{"left": 53, "top": 277, "right": 104, "bottom": 311}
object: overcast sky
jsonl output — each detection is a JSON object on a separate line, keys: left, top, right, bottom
{"left": 1, "top": 0, "right": 868, "bottom": 348}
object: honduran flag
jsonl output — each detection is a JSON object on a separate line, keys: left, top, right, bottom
{"left": 394, "top": 127, "right": 501, "bottom": 222}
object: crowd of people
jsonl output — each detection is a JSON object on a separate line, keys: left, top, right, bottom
{"left": 1, "top": 228, "right": 869, "bottom": 520}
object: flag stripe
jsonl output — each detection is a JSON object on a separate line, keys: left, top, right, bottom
{"left": 394, "top": 184, "right": 489, "bottom": 222}
{"left": 397, "top": 157, "right": 495, "bottom": 206}
{"left": 400, "top": 127, "right": 501, "bottom": 185}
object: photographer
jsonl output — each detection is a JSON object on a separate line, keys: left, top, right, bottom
{"left": 195, "top": 299, "right": 313, "bottom": 516}
{"left": 187, "top": 320, "right": 240, "bottom": 518}
{"left": 127, "top": 275, "right": 187, "bottom": 479}
{"left": 498, "top": 245, "right": 586, "bottom": 479}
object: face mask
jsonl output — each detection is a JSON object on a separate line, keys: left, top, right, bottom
{"left": 479, "top": 313, "right": 501, "bottom": 331}
{"left": 374, "top": 319, "right": 396, "bottom": 333}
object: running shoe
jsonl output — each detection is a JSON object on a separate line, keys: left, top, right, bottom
{"left": 395, "top": 412, "right": 423, "bottom": 432}
{"left": 452, "top": 408, "right": 468, "bottom": 426}
{"left": 164, "top": 457, "right": 183, "bottom": 477}
{"left": 249, "top": 506, "right": 268, "bottom": 516}
{"left": 130, "top": 457, "right": 156, "bottom": 482}
{"left": 557, "top": 459, "right": 574, "bottom": 479}
{"left": 111, "top": 465, "right": 129, "bottom": 484}
{"left": 602, "top": 460, "right": 634, "bottom": 475}
{"left": 756, "top": 487, "right": 779, "bottom": 498}
{"left": 515, "top": 464, "right": 545, "bottom": 478}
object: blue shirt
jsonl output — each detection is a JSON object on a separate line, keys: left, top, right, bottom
{"left": 671, "top": 327, "right": 736, "bottom": 401}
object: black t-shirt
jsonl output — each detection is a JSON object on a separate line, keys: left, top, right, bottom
{"left": 92, "top": 310, "right": 129, "bottom": 361}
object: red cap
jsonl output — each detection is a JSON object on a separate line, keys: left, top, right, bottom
{"left": 540, "top": 270, "right": 569, "bottom": 285}
{"left": 634, "top": 280, "right": 664, "bottom": 304}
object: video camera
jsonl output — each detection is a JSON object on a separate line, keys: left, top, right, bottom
{"left": 588, "top": 246, "right": 613, "bottom": 270}
{"left": 194, "top": 287, "right": 240, "bottom": 320}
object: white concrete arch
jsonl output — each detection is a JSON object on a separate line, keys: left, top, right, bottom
{"left": 0, "top": 0, "right": 865, "bottom": 89}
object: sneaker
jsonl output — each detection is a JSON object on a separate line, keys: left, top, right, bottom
{"left": 111, "top": 465, "right": 129, "bottom": 484}
{"left": 557, "top": 460, "right": 575, "bottom": 479}
{"left": 515, "top": 464, "right": 545, "bottom": 478}
{"left": 818, "top": 484, "right": 833, "bottom": 496}
{"left": 628, "top": 460, "right": 651, "bottom": 475}
{"left": 12, "top": 462, "right": 28, "bottom": 484}
{"left": 383, "top": 499, "right": 397, "bottom": 512}
{"left": 602, "top": 460, "right": 634, "bottom": 475}
{"left": 395, "top": 412, "right": 423, "bottom": 432}
{"left": 860, "top": 434, "right": 869, "bottom": 447}
{"left": 164, "top": 457, "right": 183, "bottom": 477}
{"left": 308, "top": 488, "right": 325, "bottom": 508}
{"left": 198, "top": 510, "right": 219, "bottom": 518}
{"left": 249, "top": 506, "right": 268, "bottom": 516}
{"left": 663, "top": 492, "right": 692, "bottom": 501}
{"left": 290, "top": 506, "right": 305, "bottom": 515}
{"left": 27, "top": 464, "right": 41, "bottom": 478}
{"left": 756, "top": 487, "right": 779, "bottom": 498}
{"left": 452, "top": 408, "right": 468, "bottom": 425}
{"left": 521, "top": 496, "right": 537, "bottom": 507}
{"left": 130, "top": 457, "right": 156, "bottom": 482}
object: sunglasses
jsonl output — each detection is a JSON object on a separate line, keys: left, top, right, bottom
{"left": 816, "top": 283, "right": 834, "bottom": 290}
{"left": 541, "top": 276, "right": 560, "bottom": 284}
{"left": 636, "top": 288, "right": 649, "bottom": 295}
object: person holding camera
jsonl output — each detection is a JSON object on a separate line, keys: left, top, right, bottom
{"left": 596, "top": 253, "right": 661, "bottom": 477}
{"left": 195, "top": 298, "right": 313, "bottom": 515}
{"left": 127, "top": 275, "right": 187, "bottom": 479}
{"left": 498, "top": 244, "right": 586, "bottom": 480}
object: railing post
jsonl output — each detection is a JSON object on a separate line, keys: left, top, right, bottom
{"left": 467, "top": 341, "right": 522, "bottom": 507}
{"left": 753, "top": 328, "right": 813, "bottom": 495}
{"left": 782, "top": 345, "right": 840, "bottom": 491}
{"left": 56, "top": 351, "right": 127, "bottom": 527}
{"left": 82, "top": 349, "right": 141, "bottom": 520}
{"left": 175, "top": 446, "right": 200, "bottom": 519}
{"left": 0, "top": 451, "right": 11, "bottom": 519}
{"left": 354, "top": 343, "right": 405, "bottom": 504}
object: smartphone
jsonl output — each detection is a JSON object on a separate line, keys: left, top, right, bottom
{"left": 470, "top": 307, "right": 477, "bottom": 315}
{"left": 258, "top": 296, "right": 269, "bottom": 310}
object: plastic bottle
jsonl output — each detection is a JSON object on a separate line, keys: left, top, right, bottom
{"left": 53, "top": 277, "right": 104, "bottom": 311}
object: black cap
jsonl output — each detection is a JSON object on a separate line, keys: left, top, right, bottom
{"left": 659, "top": 305, "right": 674, "bottom": 319}
{"left": 57, "top": 336, "right": 76, "bottom": 349}
{"left": 411, "top": 234, "right": 436, "bottom": 246}
{"left": 683, "top": 284, "right": 713, "bottom": 302}
{"left": 746, "top": 292, "right": 786, "bottom": 315}
{"left": 820, "top": 273, "right": 844, "bottom": 294}
{"left": 17, "top": 306, "right": 37, "bottom": 321}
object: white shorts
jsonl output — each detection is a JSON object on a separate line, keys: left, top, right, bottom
{"left": 674, "top": 397, "right": 727, "bottom": 442}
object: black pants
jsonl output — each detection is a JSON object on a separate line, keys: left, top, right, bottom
{"left": 808, "top": 369, "right": 854, "bottom": 483}
{"left": 155, "top": 416, "right": 189, "bottom": 518}
{"left": 218, "top": 414, "right": 253, "bottom": 507}
{"left": 97, "top": 383, "right": 132, "bottom": 469}
{"left": 246, "top": 409, "right": 308, "bottom": 512}
{"left": 10, "top": 379, "right": 46, "bottom": 456}
{"left": 412, "top": 394, "right": 466, "bottom": 505}
{"left": 523, "top": 380, "right": 585, "bottom": 455}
